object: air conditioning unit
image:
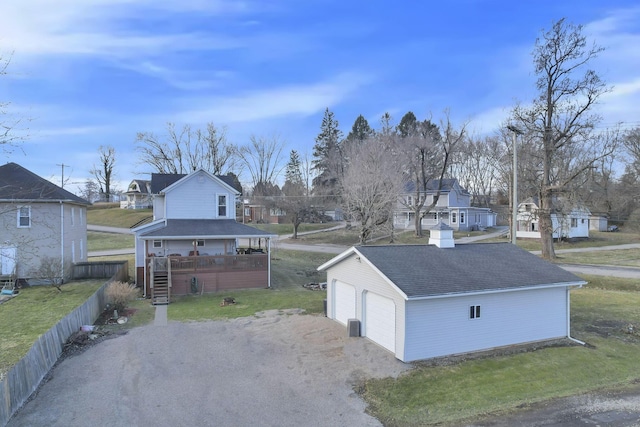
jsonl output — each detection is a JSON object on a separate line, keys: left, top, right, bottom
{"left": 347, "top": 319, "right": 360, "bottom": 337}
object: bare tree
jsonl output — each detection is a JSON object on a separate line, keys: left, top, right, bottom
{"left": 396, "top": 112, "right": 466, "bottom": 237}
{"left": 623, "top": 127, "right": 640, "bottom": 177}
{"left": 341, "top": 136, "right": 403, "bottom": 245}
{"left": 31, "top": 256, "right": 70, "bottom": 292}
{"left": 512, "top": 18, "right": 615, "bottom": 259}
{"left": 450, "top": 135, "right": 502, "bottom": 207}
{"left": 91, "top": 145, "right": 116, "bottom": 202}
{"left": 1, "top": 52, "right": 28, "bottom": 152}
{"left": 79, "top": 179, "right": 100, "bottom": 203}
{"left": 237, "top": 134, "right": 286, "bottom": 195}
{"left": 136, "top": 122, "right": 237, "bottom": 174}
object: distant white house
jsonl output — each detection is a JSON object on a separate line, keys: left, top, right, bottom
{"left": 318, "top": 224, "right": 585, "bottom": 362}
{"left": 120, "top": 179, "right": 152, "bottom": 209}
{"left": 516, "top": 197, "right": 591, "bottom": 239}
{"left": 394, "top": 179, "right": 497, "bottom": 232}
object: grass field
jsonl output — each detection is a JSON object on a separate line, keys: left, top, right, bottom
{"left": 87, "top": 207, "right": 152, "bottom": 228}
{"left": 555, "top": 248, "right": 640, "bottom": 267}
{"left": 88, "top": 231, "right": 135, "bottom": 251}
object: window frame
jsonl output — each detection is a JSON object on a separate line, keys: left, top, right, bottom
{"left": 469, "top": 305, "right": 481, "bottom": 319}
{"left": 17, "top": 206, "right": 31, "bottom": 228}
{"left": 153, "top": 240, "right": 163, "bottom": 249}
{"left": 451, "top": 212, "right": 457, "bottom": 224}
{"left": 217, "top": 194, "right": 228, "bottom": 217}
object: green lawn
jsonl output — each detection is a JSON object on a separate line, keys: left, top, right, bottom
{"left": 249, "top": 222, "right": 337, "bottom": 235}
{"left": 0, "top": 281, "right": 105, "bottom": 377}
{"left": 87, "top": 207, "right": 153, "bottom": 228}
{"left": 360, "top": 276, "right": 640, "bottom": 426}
{"left": 555, "top": 248, "right": 640, "bottom": 267}
{"left": 87, "top": 231, "right": 135, "bottom": 251}
{"left": 168, "top": 287, "right": 327, "bottom": 321}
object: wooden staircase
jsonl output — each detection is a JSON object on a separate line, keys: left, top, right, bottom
{"left": 150, "top": 257, "right": 171, "bottom": 305}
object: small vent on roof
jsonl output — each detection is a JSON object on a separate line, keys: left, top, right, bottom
{"left": 428, "top": 221, "right": 455, "bottom": 248}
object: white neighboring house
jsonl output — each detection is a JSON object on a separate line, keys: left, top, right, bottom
{"left": 394, "top": 178, "right": 497, "bottom": 232}
{"left": 0, "top": 163, "right": 89, "bottom": 283}
{"left": 516, "top": 197, "right": 591, "bottom": 239}
{"left": 318, "top": 223, "right": 586, "bottom": 362}
{"left": 120, "top": 179, "right": 152, "bottom": 209}
{"left": 132, "top": 169, "right": 275, "bottom": 304}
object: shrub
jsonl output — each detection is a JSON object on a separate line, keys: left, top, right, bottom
{"left": 105, "top": 281, "right": 138, "bottom": 312}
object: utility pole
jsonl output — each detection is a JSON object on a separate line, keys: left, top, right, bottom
{"left": 507, "top": 126, "right": 523, "bottom": 245}
{"left": 56, "top": 163, "right": 69, "bottom": 189}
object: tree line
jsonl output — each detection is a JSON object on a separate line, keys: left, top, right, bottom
{"left": 4, "top": 19, "right": 640, "bottom": 259}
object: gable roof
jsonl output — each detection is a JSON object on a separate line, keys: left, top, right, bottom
{"left": 151, "top": 172, "right": 241, "bottom": 194}
{"left": 126, "top": 179, "right": 151, "bottom": 194}
{"left": 136, "top": 219, "right": 275, "bottom": 239}
{"left": 403, "top": 178, "right": 469, "bottom": 195}
{"left": 0, "top": 162, "right": 89, "bottom": 205}
{"left": 319, "top": 243, "right": 584, "bottom": 299}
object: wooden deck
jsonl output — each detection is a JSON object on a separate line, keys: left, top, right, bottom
{"left": 144, "top": 254, "right": 269, "bottom": 297}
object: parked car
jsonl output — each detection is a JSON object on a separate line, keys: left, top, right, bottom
{"left": 607, "top": 225, "right": 619, "bottom": 232}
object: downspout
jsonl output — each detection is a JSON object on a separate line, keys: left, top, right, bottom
{"left": 567, "top": 286, "right": 585, "bottom": 346}
{"left": 60, "top": 202, "right": 64, "bottom": 282}
{"left": 267, "top": 237, "right": 271, "bottom": 288}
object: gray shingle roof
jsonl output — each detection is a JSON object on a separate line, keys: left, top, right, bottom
{"left": 150, "top": 172, "right": 241, "bottom": 194}
{"left": 138, "top": 219, "right": 275, "bottom": 239}
{"left": 0, "top": 162, "right": 89, "bottom": 204}
{"left": 354, "top": 243, "right": 584, "bottom": 298}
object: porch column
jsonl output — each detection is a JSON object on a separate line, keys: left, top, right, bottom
{"left": 267, "top": 237, "right": 271, "bottom": 288}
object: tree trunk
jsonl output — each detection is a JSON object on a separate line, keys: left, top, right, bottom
{"left": 539, "top": 189, "right": 556, "bottom": 259}
{"left": 414, "top": 210, "right": 423, "bottom": 237}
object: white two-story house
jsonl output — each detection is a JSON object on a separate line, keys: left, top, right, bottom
{"left": 132, "top": 169, "right": 275, "bottom": 304}
{"left": 394, "top": 178, "right": 497, "bottom": 232}
{"left": 516, "top": 197, "right": 591, "bottom": 239}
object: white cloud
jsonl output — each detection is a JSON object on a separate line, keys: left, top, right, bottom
{"left": 0, "top": 0, "right": 250, "bottom": 59}
{"left": 176, "top": 72, "right": 375, "bottom": 124}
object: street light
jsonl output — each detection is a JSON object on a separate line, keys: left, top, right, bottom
{"left": 507, "top": 125, "right": 523, "bottom": 245}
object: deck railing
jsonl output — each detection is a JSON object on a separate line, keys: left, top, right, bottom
{"left": 147, "top": 254, "right": 268, "bottom": 274}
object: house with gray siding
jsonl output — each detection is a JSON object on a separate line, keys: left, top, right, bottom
{"left": 0, "top": 163, "right": 89, "bottom": 283}
{"left": 318, "top": 224, "right": 586, "bottom": 362}
{"left": 394, "top": 178, "right": 497, "bottom": 232}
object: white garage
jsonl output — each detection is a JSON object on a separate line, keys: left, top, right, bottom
{"left": 332, "top": 281, "right": 356, "bottom": 326}
{"left": 364, "top": 292, "right": 395, "bottom": 352}
{"left": 318, "top": 224, "right": 586, "bottom": 362}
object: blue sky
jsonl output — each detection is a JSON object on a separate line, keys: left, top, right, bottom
{"left": 1, "top": 0, "right": 640, "bottom": 194}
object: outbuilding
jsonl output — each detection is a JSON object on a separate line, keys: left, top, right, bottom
{"left": 317, "top": 224, "right": 586, "bottom": 362}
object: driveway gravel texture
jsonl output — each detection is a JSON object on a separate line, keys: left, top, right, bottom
{"left": 7, "top": 311, "right": 409, "bottom": 427}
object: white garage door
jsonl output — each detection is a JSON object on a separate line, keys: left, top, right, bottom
{"left": 364, "top": 292, "right": 396, "bottom": 353}
{"left": 333, "top": 281, "right": 356, "bottom": 325}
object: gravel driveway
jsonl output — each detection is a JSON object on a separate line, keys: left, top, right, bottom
{"left": 7, "top": 311, "right": 409, "bottom": 427}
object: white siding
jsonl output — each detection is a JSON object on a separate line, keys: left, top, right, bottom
{"left": 403, "top": 287, "right": 568, "bottom": 362}
{"left": 326, "top": 254, "right": 407, "bottom": 360}
{"left": 164, "top": 171, "right": 236, "bottom": 220}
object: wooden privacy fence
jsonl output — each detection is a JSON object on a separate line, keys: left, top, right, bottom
{"left": 72, "top": 261, "right": 128, "bottom": 282}
{"left": 0, "top": 261, "right": 128, "bottom": 426}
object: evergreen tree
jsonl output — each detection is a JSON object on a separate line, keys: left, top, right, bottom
{"left": 284, "top": 150, "right": 303, "bottom": 188}
{"left": 345, "top": 114, "right": 374, "bottom": 145}
{"left": 397, "top": 111, "right": 418, "bottom": 138}
{"left": 312, "top": 108, "right": 343, "bottom": 199}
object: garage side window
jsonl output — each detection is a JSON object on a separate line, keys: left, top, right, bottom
{"left": 469, "top": 305, "right": 481, "bottom": 319}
